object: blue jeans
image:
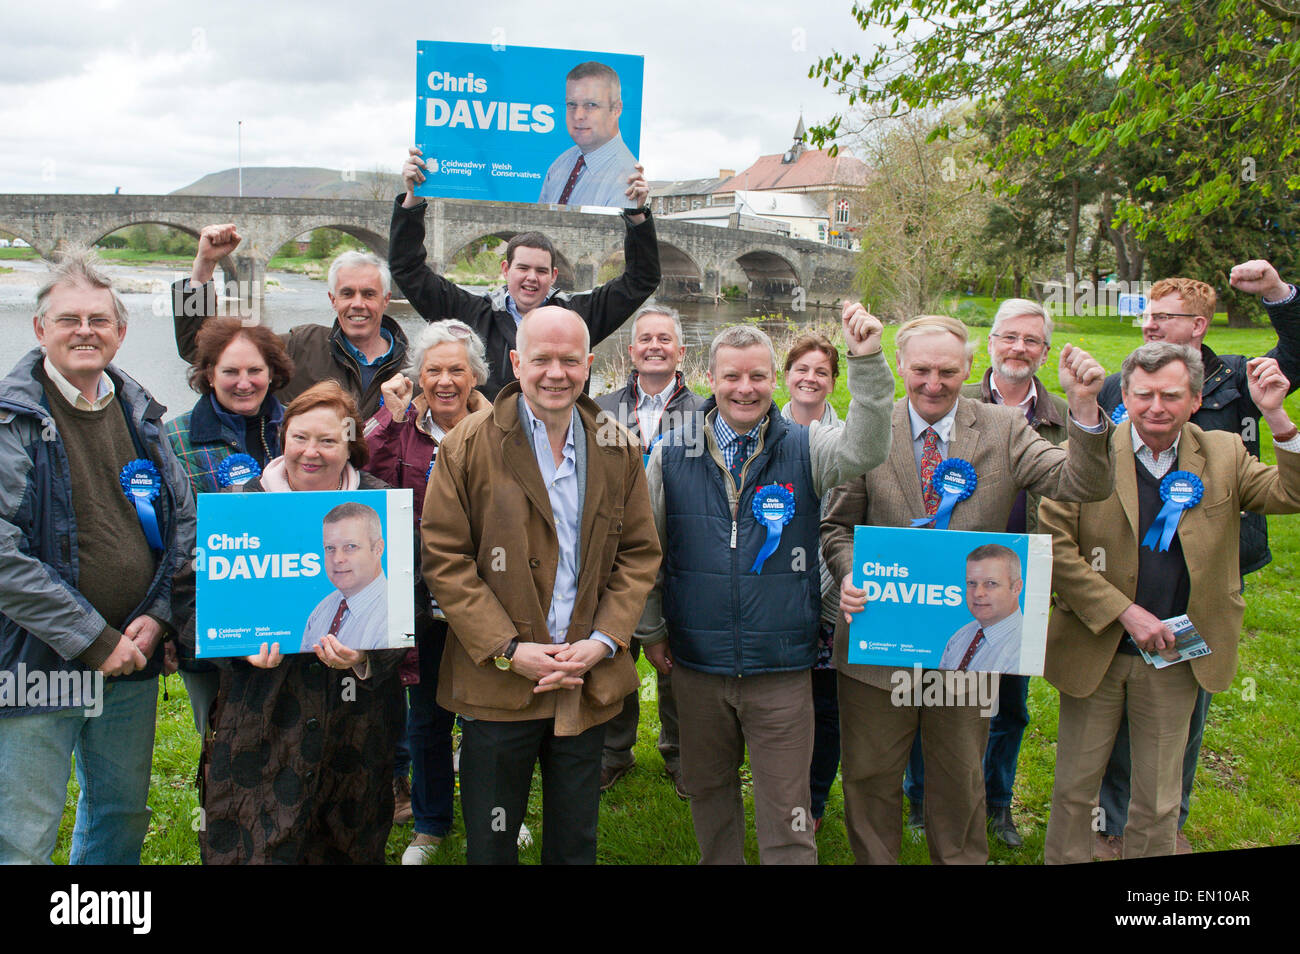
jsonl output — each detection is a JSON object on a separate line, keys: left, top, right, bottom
{"left": 1098, "top": 687, "right": 1211, "bottom": 836}
{"left": 0, "top": 677, "right": 158, "bottom": 864}
{"left": 406, "top": 621, "right": 455, "bottom": 837}
{"left": 904, "top": 674, "right": 1030, "bottom": 809}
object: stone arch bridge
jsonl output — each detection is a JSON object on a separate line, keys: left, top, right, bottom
{"left": 0, "top": 194, "right": 857, "bottom": 313}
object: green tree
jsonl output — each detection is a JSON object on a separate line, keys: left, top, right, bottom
{"left": 846, "top": 110, "right": 992, "bottom": 320}
{"left": 810, "top": 1, "right": 1300, "bottom": 242}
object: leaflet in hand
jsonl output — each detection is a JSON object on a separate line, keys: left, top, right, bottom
{"left": 1136, "top": 614, "right": 1212, "bottom": 668}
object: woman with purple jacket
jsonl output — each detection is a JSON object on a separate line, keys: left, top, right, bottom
{"left": 365, "top": 319, "right": 490, "bottom": 864}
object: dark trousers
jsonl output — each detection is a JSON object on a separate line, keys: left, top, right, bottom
{"left": 601, "top": 640, "right": 680, "bottom": 773}
{"left": 1098, "top": 686, "right": 1212, "bottom": 836}
{"left": 809, "top": 668, "right": 841, "bottom": 819}
{"left": 459, "top": 717, "right": 605, "bottom": 865}
{"left": 406, "top": 620, "right": 456, "bottom": 837}
{"left": 905, "top": 673, "right": 1030, "bottom": 809}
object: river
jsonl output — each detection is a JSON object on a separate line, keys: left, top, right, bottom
{"left": 0, "top": 259, "right": 833, "bottom": 415}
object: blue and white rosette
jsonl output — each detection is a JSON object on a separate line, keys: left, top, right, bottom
{"left": 749, "top": 483, "right": 795, "bottom": 573}
{"left": 1142, "top": 470, "right": 1203, "bottom": 551}
{"left": 912, "top": 457, "right": 977, "bottom": 529}
{"left": 217, "top": 453, "right": 261, "bottom": 487}
{"left": 1111, "top": 403, "right": 1130, "bottom": 425}
{"left": 119, "top": 459, "right": 165, "bottom": 550}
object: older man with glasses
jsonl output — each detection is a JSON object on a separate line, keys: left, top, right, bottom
{"left": 1092, "top": 264, "right": 1300, "bottom": 858}
{"left": 902, "top": 298, "right": 1068, "bottom": 848}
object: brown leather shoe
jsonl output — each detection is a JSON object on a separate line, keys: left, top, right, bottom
{"left": 600, "top": 760, "right": 634, "bottom": 792}
{"left": 1093, "top": 833, "right": 1123, "bottom": 861}
{"left": 393, "top": 775, "right": 413, "bottom": 825}
{"left": 1176, "top": 831, "right": 1193, "bottom": 855}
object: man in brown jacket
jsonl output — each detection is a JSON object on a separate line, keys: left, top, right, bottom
{"left": 821, "top": 314, "right": 1114, "bottom": 865}
{"left": 1041, "top": 343, "right": 1300, "bottom": 862}
{"left": 420, "top": 306, "right": 660, "bottom": 864}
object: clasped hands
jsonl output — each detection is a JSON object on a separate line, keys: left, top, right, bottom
{"left": 508, "top": 638, "right": 610, "bottom": 694}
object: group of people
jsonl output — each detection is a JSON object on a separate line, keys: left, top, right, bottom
{"left": 1, "top": 153, "right": 1298, "bottom": 865}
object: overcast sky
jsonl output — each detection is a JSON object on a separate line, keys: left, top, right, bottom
{"left": 0, "top": 1, "right": 888, "bottom": 194}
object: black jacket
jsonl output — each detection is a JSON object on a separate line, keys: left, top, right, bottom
{"left": 1098, "top": 291, "right": 1300, "bottom": 573}
{"left": 388, "top": 196, "right": 661, "bottom": 399}
{"left": 595, "top": 370, "right": 706, "bottom": 452}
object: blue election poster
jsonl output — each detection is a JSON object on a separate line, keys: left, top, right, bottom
{"left": 846, "top": 525, "right": 1051, "bottom": 676}
{"left": 196, "top": 489, "right": 415, "bottom": 658}
{"left": 414, "top": 40, "right": 644, "bottom": 208}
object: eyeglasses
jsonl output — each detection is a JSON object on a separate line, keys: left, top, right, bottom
{"left": 443, "top": 321, "right": 473, "bottom": 339}
{"left": 565, "top": 101, "right": 612, "bottom": 113}
{"left": 988, "top": 332, "right": 1046, "bottom": 349}
{"left": 51, "top": 316, "right": 115, "bottom": 332}
{"left": 1143, "top": 312, "right": 1201, "bottom": 324}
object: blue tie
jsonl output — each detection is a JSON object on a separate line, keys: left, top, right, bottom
{"left": 730, "top": 434, "right": 753, "bottom": 486}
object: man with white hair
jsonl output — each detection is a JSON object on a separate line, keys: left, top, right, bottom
{"left": 904, "top": 298, "right": 1067, "bottom": 848}
{"left": 174, "top": 225, "right": 409, "bottom": 417}
{"left": 0, "top": 251, "right": 195, "bottom": 863}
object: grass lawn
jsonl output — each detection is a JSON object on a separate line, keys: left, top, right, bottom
{"left": 53, "top": 313, "right": 1300, "bottom": 864}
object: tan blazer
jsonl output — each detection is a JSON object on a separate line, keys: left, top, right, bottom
{"left": 821, "top": 396, "right": 1115, "bottom": 690}
{"left": 420, "top": 382, "right": 662, "bottom": 735}
{"left": 1039, "top": 424, "right": 1300, "bottom": 697}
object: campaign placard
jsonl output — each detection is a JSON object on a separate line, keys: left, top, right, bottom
{"left": 846, "top": 525, "right": 1051, "bottom": 676}
{"left": 413, "top": 40, "right": 644, "bottom": 208}
{"left": 196, "top": 489, "right": 415, "bottom": 658}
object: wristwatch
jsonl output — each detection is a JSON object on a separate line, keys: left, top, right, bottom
{"left": 493, "top": 638, "right": 519, "bottom": 671}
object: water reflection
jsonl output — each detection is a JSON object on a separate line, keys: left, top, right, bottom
{"left": 0, "top": 259, "right": 835, "bottom": 413}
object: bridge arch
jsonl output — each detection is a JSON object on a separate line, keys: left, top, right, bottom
{"left": 735, "top": 248, "right": 801, "bottom": 296}
{"left": 265, "top": 222, "right": 389, "bottom": 263}
{"left": 84, "top": 219, "right": 201, "bottom": 248}
{"left": 0, "top": 223, "right": 47, "bottom": 257}
{"left": 443, "top": 229, "right": 576, "bottom": 290}
{"left": 656, "top": 240, "right": 705, "bottom": 297}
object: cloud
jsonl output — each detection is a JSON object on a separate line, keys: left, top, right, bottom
{"left": 0, "top": 1, "right": 872, "bottom": 193}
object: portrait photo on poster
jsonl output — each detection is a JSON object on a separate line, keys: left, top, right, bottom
{"left": 195, "top": 489, "right": 415, "bottom": 658}
{"left": 413, "top": 40, "right": 643, "bottom": 209}
{"left": 847, "top": 525, "right": 1051, "bottom": 676}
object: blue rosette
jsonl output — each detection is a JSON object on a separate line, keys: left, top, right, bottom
{"left": 1142, "top": 470, "right": 1203, "bottom": 551}
{"left": 217, "top": 453, "right": 261, "bottom": 487}
{"left": 911, "top": 457, "right": 977, "bottom": 529}
{"left": 1111, "top": 403, "right": 1130, "bottom": 425}
{"left": 749, "top": 483, "right": 795, "bottom": 573}
{"left": 119, "top": 459, "right": 165, "bottom": 550}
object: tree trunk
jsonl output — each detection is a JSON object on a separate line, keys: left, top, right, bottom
{"left": 1013, "top": 267, "right": 1025, "bottom": 299}
{"left": 1225, "top": 294, "right": 1255, "bottom": 328}
{"left": 1065, "top": 179, "right": 1080, "bottom": 279}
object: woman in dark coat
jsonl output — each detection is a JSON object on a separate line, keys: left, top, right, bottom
{"left": 198, "top": 381, "right": 405, "bottom": 864}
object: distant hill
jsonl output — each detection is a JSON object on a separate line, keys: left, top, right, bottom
{"left": 171, "top": 166, "right": 402, "bottom": 200}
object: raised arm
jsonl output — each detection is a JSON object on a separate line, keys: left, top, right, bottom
{"left": 173, "top": 223, "right": 241, "bottom": 362}
{"left": 566, "top": 199, "right": 661, "bottom": 346}
{"left": 389, "top": 148, "right": 483, "bottom": 323}
{"left": 809, "top": 302, "right": 892, "bottom": 496}
{"left": 1230, "top": 258, "right": 1300, "bottom": 392}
